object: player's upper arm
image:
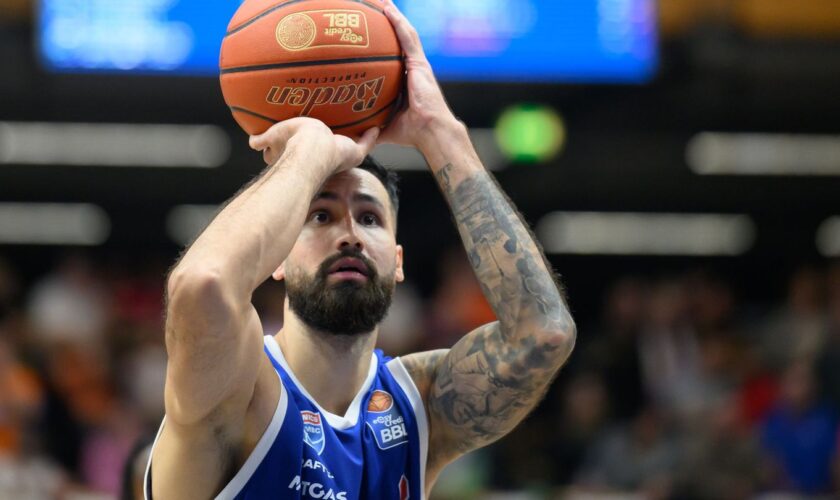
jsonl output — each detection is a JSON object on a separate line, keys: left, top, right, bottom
{"left": 163, "top": 268, "right": 266, "bottom": 426}
{"left": 407, "top": 321, "right": 572, "bottom": 469}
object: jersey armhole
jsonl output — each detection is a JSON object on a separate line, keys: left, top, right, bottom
{"left": 143, "top": 416, "right": 166, "bottom": 500}
{"left": 387, "top": 358, "right": 430, "bottom": 499}
{"left": 144, "top": 376, "right": 289, "bottom": 500}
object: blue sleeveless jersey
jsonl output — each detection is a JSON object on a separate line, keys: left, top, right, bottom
{"left": 145, "top": 335, "right": 429, "bottom": 500}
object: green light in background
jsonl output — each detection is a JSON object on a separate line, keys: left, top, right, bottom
{"left": 495, "top": 104, "right": 565, "bottom": 164}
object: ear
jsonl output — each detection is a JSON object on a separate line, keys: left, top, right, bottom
{"left": 394, "top": 244, "right": 404, "bottom": 283}
{"left": 272, "top": 262, "right": 286, "bottom": 281}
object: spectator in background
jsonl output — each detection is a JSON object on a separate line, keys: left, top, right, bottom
{"left": 0, "top": 257, "right": 19, "bottom": 322}
{"left": 685, "top": 270, "right": 738, "bottom": 338}
{"left": 572, "top": 405, "right": 680, "bottom": 499}
{"left": 376, "top": 281, "right": 425, "bottom": 356}
{"left": 761, "top": 358, "right": 839, "bottom": 495}
{"left": 0, "top": 338, "right": 43, "bottom": 456}
{"left": 760, "top": 265, "right": 828, "bottom": 369}
{"left": 674, "top": 393, "right": 763, "bottom": 500}
{"left": 425, "top": 247, "right": 495, "bottom": 350}
{"left": 25, "top": 255, "right": 152, "bottom": 496}
{"left": 580, "top": 276, "right": 647, "bottom": 420}
{"left": 817, "top": 262, "right": 840, "bottom": 410}
{"left": 44, "top": 343, "right": 143, "bottom": 494}
{"left": 8, "top": 250, "right": 840, "bottom": 497}
{"left": 27, "top": 254, "right": 110, "bottom": 347}
{"left": 122, "top": 333, "right": 167, "bottom": 427}
{"left": 119, "top": 436, "right": 155, "bottom": 500}
{"left": 638, "top": 278, "right": 708, "bottom": 419}
{"left": 550, "top": 372, "right": 611, "bottom": 485}
{"left": 1, "top": 260, "right": 50, "bottom": 496}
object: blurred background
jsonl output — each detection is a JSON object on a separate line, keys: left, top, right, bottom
{"left": 2, "top": 0, "right": 840, "bottom": 498}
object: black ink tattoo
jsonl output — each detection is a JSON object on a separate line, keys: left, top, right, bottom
{"left": 420, "top": 164, "right": 576, "bottom": 458}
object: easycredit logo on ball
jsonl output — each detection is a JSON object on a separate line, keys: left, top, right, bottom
{"left": 276, "top": 10, "right": 370, "bottom": 51}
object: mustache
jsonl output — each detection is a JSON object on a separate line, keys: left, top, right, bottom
{"left": 316, "top": 248, "right": 378, "bottom": 280}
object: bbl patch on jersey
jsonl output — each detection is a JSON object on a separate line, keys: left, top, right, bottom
{"left": 301, "top": 411, "right": 325, "bottom": 454}
{"left": 365, "top": 390, "right": 409, "bottom": 450}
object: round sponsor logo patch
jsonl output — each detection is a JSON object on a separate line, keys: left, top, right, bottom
{"left": 276, "top": 13, "right": 317, "bottom": 51}
{"left": 368, "top": 390, "right": 393, "bottom": 413}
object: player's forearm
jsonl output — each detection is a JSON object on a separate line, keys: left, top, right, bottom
{"left": 172, "top": 138, "right": 331, "bottom": 300}
{"left": 421, "top": 121, "right": 576, "bottom": 346}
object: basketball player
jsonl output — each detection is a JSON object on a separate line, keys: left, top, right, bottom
{"left": 146, "top": 1, "right": 576, "bottom": 498}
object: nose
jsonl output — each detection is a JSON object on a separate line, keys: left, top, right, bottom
{"left": 337, "top": 216, "right": 363, "bottom": 252}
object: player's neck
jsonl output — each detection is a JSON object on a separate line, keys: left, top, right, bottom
{"left": 275, "top": 305, "right": 377, "bottom": 417}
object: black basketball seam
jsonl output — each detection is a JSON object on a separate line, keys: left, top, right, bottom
{"left": 226, "top": 0, "right": 385, "bottom": 38}
{"left": 229, "top": 96, "right": 399, "bottom": 129}
{"left": 332, "top": 96, "right": 399, "bottom": 129}
{"left": 226, "top": 0, "right": 308, "bottom": 37}
{"left": 220, "top": 55, "right": 403, "bottom": 74}
{"left": 230, "top": 106, "right": 277, "bottom": 123}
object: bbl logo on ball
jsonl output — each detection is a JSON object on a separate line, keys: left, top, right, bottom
{"left": 366, "top": 390, "right": 409, "bottom": 450}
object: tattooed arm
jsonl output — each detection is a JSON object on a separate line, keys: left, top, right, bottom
{"left": 382, "top": 0, "right": 575, "bottom": 473}
{"left": 404, "top": 124, "right": 576, "bottom": 466}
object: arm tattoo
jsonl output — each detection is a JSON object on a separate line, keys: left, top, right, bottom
{"left": 429, "top": 164, "right": 575, "bottom": 455}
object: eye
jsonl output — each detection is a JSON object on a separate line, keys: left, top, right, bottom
{"left": 311, "top": 210, "right": 330, "bottom": 224}
{"left": 360, "top": 212, "right": 380, "bottom": 227}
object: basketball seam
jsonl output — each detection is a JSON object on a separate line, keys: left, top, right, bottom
{"left": 229, "top": 96, "right": 398, "bottom": 129}
{"left": 226, "top": 0, "right": 307, "bottom": 37}
{"left": 230, "top": 106, "right": 277, "bottom": 123}
{"left": 331, "top": 96, "right": 399, "bottom": 129}
{"left": 226, "top": 0, "right": 385, "bottom": 38}
{"left": 220, "top": 55, "right": 403, "bottom": 74}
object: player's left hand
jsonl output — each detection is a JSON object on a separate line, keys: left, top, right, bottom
{"left": 378, "top": 0, "right": 460, "bottom": 148}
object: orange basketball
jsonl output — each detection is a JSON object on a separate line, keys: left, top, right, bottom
{"left": 220, "top": 0, "right": 405, "bottom": 138}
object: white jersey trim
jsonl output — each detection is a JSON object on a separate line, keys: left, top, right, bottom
{"left": 264, "top": 335, "right": 378, "bottom": 430}
{"left": 143, "top": 414, "right": 166, "bottom": 500}
{"left": 143, "top": 363, "right": 289, "bottom": 500}
{"left": 215, "top": 373, "right": 288, "bottom": 500}
{"left": 388, "top": 358, "right": 429, "bottom": 500}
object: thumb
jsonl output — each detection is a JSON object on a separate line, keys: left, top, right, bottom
{"left": 356, "top": 127, "right": 380, "bottom": 156}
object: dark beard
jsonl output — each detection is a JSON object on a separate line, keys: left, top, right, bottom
{"left": 286, "top": 249, "right": 394, "bottom": 336}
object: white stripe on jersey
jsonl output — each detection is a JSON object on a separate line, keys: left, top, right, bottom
{"left": 387, "top": 358, "right": 430, "bottom": 500}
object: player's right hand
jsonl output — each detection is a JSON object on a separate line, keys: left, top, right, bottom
{"left": 249, "top": 117, "right": 379, "bottom": 175}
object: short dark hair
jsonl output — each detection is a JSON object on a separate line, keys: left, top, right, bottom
{"left": 357, "top": 156, "right": 399, "bottom": 219}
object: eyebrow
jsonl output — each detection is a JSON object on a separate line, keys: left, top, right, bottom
{"left": 313, "top": 191, "right": 386, "bottom": 212}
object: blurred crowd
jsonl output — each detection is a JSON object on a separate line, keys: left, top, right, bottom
{"left": 2, "top": 250, "right": 840, "bottom": 499}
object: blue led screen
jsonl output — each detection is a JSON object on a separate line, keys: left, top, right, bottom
{"left": 38, "top": 0, "right": 657, "bottom": 82}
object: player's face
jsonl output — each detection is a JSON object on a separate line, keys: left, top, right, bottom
{"left": 279, "top": 168, "right": 403, "bottom": 336}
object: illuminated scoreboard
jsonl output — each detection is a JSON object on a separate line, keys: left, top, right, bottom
{"left": 399, "top": 0, "right": 656, "bottom": 82}
{"left": 38, "top": 0, "right": 657, "bottom": 83}
{"left": 38, "top": 0, "right": 237, "bottom": 73}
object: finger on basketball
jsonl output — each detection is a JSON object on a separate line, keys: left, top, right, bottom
{"left": 249, "top": 135, "right": 264, "bottom": 151}
{"left": 357, "top": 127, "right": 380, "bottom": 153}
{"left": 382, "top": 2, "right": 426, "bottom": 61}
{"left": 249, "top": 120, "right": 290, "bottom": 151}
{"left": 336, "top": 127, "right": 379, "bottom": 170}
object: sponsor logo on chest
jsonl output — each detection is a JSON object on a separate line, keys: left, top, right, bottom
{"left": 288, "top": 474, "right": 348, "bottom": 500}
{"left": 365, "top": 390, "right": 410, "bottom": 450}
{"left": 301, "top": 410, "right": 326, "bottom": 455}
